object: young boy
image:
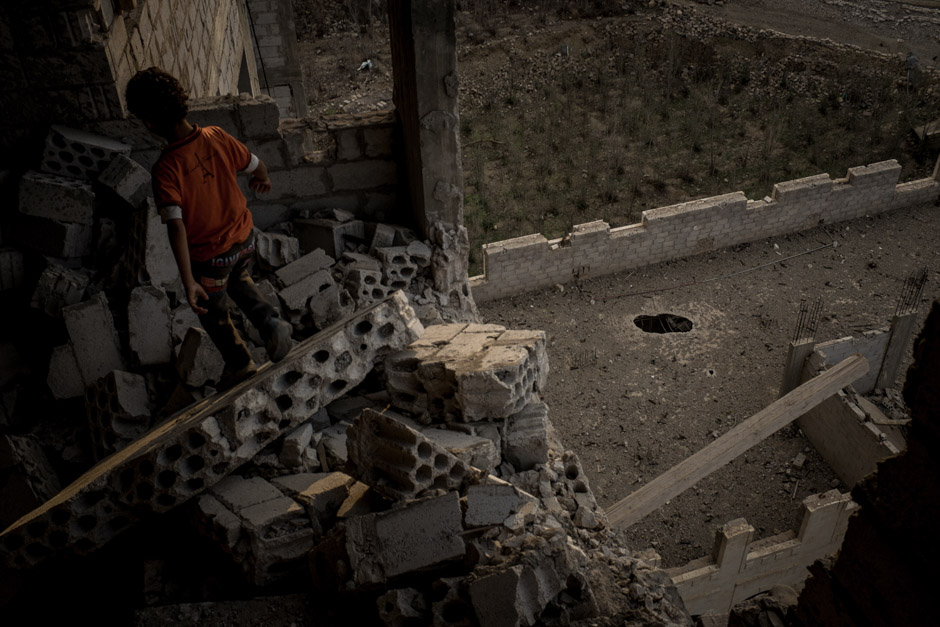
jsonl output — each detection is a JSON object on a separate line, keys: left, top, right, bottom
{"left": 125, "top": 67, "right": 293, "bottom": 384}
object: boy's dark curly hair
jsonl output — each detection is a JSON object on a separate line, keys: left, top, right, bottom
{"left": 125, "top": 67, "right": 189, "bottom": 131}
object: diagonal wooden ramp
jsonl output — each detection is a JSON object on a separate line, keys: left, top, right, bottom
{"left": 0, "top": 292, "right": 423, "bottom": 569}
{"left": 606, "top": 354, "right": 869, "bottom": 529}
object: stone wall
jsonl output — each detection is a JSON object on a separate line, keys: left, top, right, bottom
{"left": 246, "top": 0, "right": 306, "bottom": 118}
{"left": 470, "top": 159, "right": 940, "bottom": 302}
{"left": 0, "top": 0, "right": 258, "bottom": 154}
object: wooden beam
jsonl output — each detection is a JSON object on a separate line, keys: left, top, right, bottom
{"left": 606, "top": 355, "right": 868, "bottom": 529}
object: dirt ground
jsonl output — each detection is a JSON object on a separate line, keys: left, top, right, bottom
{"left": 292, "top": 0, "right": 940, "bottom": 566}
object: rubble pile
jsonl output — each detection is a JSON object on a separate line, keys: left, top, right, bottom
{"left": 0, "top": 125, "right": 691, "bottom": 625}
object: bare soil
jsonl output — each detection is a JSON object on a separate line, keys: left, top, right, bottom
{"left": 292, "top": 0, "right": 940, "bottom": 566}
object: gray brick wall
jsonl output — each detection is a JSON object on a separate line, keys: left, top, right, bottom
{"left": 471, "top": 159, "right": 940, "bottom": 302}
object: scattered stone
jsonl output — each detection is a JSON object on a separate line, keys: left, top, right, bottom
{"left": 176, "top": 327, "right": 225, "bottom": 387}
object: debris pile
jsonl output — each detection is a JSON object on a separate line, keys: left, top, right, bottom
{"left": 0, "top": 125, "right": 691, "bottom": 625}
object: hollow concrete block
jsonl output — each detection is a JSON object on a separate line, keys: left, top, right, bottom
{"left": 275, "top": 248, "right": 334, "bottom": 287}
{"left": 41, "top": 124, "right": 131, "bottom": 181}
{"left": 85, "top": 370, "right": 153, "bottom": 457}
{"left": 30, "top": 264, "right": 89, "bottom": 317}
{"left": 256, "top": 230, "right": 300, "bottom": 270}
{"left": 63, "top": 293, "right": 125, "bottom": 386}
{"left": 97, "top": 153, "right": 151, "bottom": 209}
{"left": 19, "top": 170, "right": 95, "bottom": 225}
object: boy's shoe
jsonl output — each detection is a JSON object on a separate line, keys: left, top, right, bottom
{"left": 264, "top": 318, "right": 294, "bottom": 363}
{"left": 219, "top": 360, "right": 258, "bottom": 390}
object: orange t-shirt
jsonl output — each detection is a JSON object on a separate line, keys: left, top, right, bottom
{"left": 152, "top": 125, "right": 254, "bottom": 261}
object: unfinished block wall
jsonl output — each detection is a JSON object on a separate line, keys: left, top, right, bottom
{"left": 246, "top": 0, "right": 306, "bottom": 118}
{"left": 0, "top": 0, "right": 258, "bottom": 152}
{"left": 470, "top": 160, "right": 940, "bottom": 302}
{"left": 121, "top": 98, "right": 400, "bottom": 229}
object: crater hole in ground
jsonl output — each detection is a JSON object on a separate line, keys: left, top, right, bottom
{"left": 634, "top": 313, "right": 694, "bottom": 334}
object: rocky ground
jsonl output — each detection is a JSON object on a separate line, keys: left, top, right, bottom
{"left": 291, "top": 0, "right": 940, "bottom": 567}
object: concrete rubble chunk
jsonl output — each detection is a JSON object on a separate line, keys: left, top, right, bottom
{"left": 256, "top": 230, "right": 300, "bottom": 270}
{"left": 0, "top": 294, "right": 423, "bottom": 569}
{"left": 464, "top": 484, "right": 539, "bottom": 528}
{"left": 317, "top": 420, "right": 351, "bottom": 471}
{"left": 194, "top": 493, "right": 243, "bottom": 550}
{"left": 345, "top": 491, "right": 466, "bottom": 585}
{"left": 211, "top": 476, "right": 285, "bottom": 512}
{"left": 377, "top": 588, "right": 428, "bottom": 625}
{"left": 0, "top": 435, "right": 62, "bottom": 530}
{"left": 431, "top": 577, "right": 475, "bottom": 627}
{"left": 421, "top": 427, "right": 500, "bottom": 473}
{"left": 388, "top": 324, "right": 548, "bottom": 422}
{"left": 504, "top": 402, "right": 552, "bottom": 471}
{"left": 176, "top": 327, "right": 225, "bottom": 387}
{"left": 280, "top": 423, "right": 314, "bottom": 468}
{"left": 295, "top": 218, "right": 365, "bottom": 258}
{"left": 30, "top": 264, "right": 89, "bottom": 317}
{"left": 85, "top": 370, "right": 153, "bottom": 457}
{"left": 10, "top": 213, "right": 93, "bottom": 258}
{"left": 325, "top": 395, "right": 372, "bottom": 423}
{"left": 369, "top": 223, "right": 396, "bottom": 254}
{"left": 376, "top": 246, "right": 419, "bottom": 291}
{"left": 128, "top": 286, "right": 173, "bottom": 366}
{"left": 337, "top": 480, "right": 387, "bottom": 519}
{"left": 18, "top": 170, "right": 95, "bottom": 225}
{"left": 309, "top": 283, "right": 356, "bottom": 330}
{"left": 0, "top": 249, "right": 25, "bottom": 291}
{"left": 279, "top": 268, "right": 335, "bottom": 314}
{"left": 406, "top": 240, "right": 433, "bottom": 267}
{"left": 171, "top": 305, "right": 200, "bottom": 346}
{"left": 273, "top": 471, "right": 356, "bottom": 533}
{"left": 41, "top": 124, "right": 131, "bottom": 181}
{"left": 275, "top": 248, "right": 334, "bottom": 287}
{"left": 469, "top": 557, "right": 566, "bottom": 627}
{"left": 97, "top": 153, "right": 151, "bottom": 209}
{"left": 63, "top": 293, "right": 125, "bottom": 386}
{"left": 346, "top": 409, "right": 475, "bottom": 501}
{"left": 47, "top": 343, "right": 84, "bottom": 399}
{"left": 345, "top": 266, "right": 388, "bottom": 306}
{"left": 124, "top": 198, "right": 177, "bottom": 289}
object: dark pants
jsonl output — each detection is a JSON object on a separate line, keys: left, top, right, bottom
{"left": 191, "top": 231, "right": 279, "bottom": 370}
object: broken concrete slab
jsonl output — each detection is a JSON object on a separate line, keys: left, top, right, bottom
{"left": 47, "top": 343, "right": 84, "bottom": 400}
{"left": 18, "top": 170, "right": 95, "bottom": 225}
{"left": 210, "top": 476, "right": 285, "bottom": 512}
{"left": 171, "top": 305, "right": 200, "bottom": 346}
{"left": 128, "top": 286, "right": 172, "bottom": 366}
{"left": 30, "top": 264, "right": 89, "bottom": 317}
{"left": 273, "top": 471, "right": 356, "bottom": 534}
{"left": 124, "top": 198, "right": 178, "bottom": 289}
{"left": 421, "top": 427, "right": 500, "bottom": 474}
{"left": 63, "top": 293, "right": 125, "bottom": 386}
{"left": 0, "top": 293, "right": 422, "bottom": 569}
{"left": 346, "top": 409, "right": 475, "bottom": 501}
{"left": 176, "top": 327, "right": 225, "bottom": 387}
{"left": 40, "top": 124, "right": 131, "bottom": 181}
{"left": 275, "top": 248, "right": 334, "bottom": 288}
{"left": 85, "top": 370, "right": 152, "bottom": 457}
{"left": 377, "top": 587, "right": 428, "bottom": 625}
{"left": 279, "top": 268, "right": 334, "bottom": 314}
{"left": 256, "top": 230, "right": 300, "bottom": 270}
{"left": 308, "top": 283, "right": 356, "bottom": 330}
{"left": 96, "top": 153, "right": 151, "bottom": 209}
{"left": 345, "top": 491, "right": 465, "bottom": 585}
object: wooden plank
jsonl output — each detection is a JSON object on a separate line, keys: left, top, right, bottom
{"left": 606, "top": 355, "right": 868, "bottom": 529}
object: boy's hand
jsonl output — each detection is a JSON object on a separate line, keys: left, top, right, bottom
{"left": 185, "top": 281, "right": 209, "bottom": 315}
{"left": 248, "top": 175, "right": 272, "bottom": 194}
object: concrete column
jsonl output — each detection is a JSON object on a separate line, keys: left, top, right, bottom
{"left": 388, "top": 0, "right": 463, "bottom": 235}
{"left": 875, "top": 313, "right": 918, "bottom": 390}
{"left": 779, "top": 338, "right": 816, "bottom": 397}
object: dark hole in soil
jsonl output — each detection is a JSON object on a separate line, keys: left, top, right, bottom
{"left": 634, "top": 313, "right": 694, "bottom": 334}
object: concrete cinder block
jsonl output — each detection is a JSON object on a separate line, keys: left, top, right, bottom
{"left": 308, "top": 283, "right": 355, "bottom": 330}
{"left": 503, "top": 402, "right": 552, "bottom": 471}
{"left": 0, "top": 250, "right": 25, "bottom": 291}
{"left": 47, "top": 343, "right": 84, "bottom": 399}
{"left": 176, "top": 327, "right": 224, "bottom": 387}
{"left": 275, "top": 248, "right": 334, "bottom": 287}
{"left": 369, "top": 223, "right": 396, "bottom": 254}
{"left": 30, "top": 264, "right": 89, "bottom": 317}
{"left": 256, "top": 230, "right": 300, "bottom": 270}
{"left": 375, "top": 246, "right": 418, "bottom": 291}
{"left": 194, "top": 493, "right": 242, "bottom": 550}
{"left": 63, "top": 293, "right": 125, "bottom": 386}
{"left": 328, "top": 160, "right": 396, "bottom": 191}
{"left": 344, "top": 266, "right": 388, "bottom": 306}
{"left": 237, "top": 93, "right": 280, "bottom": 138}
{"left": 0, "top": 435, "right": 62, "bottom": 530}
{"left": 85, "top": 370, "right": 152, "bottom": 457}
{"left": 40, "top": 125, "right": 131, "bottom": 180}
{"left": 273, "top": 471, "right": 356, "bottom": 533}
{"left": 294, "top": 218, "right": 365, "bottom": 258}
{"left": 9, "top": 214, "right": 93, "bottom": 258}
{"left": 124, "top": 198, "right": 177, "bottom": 289}
{"left": 97, "top": 153, "right": 151, "bottom": 209}
{"left": 279, "top": 268, "right": 334, "bottom": 313}
{"left": 128, "top": 286, "right": 172, "bottom": 365}
{"left": 346, "top": 409, "right": 473, "bottom": 501}
{"left": 345, "top": 492, "right": 465, "bottom": 585}
{"left": 211, "top": 475, "right": 285, "bottom": 513}
{"left": 19, "top": 170, "right": 95, "bottom": 225}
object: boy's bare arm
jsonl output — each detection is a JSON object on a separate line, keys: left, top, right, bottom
{"left": 166, "top": 218, "right": 209, "bottom": 315}
{"left": 247, "top": 158, "right": 272, "bottom": 194}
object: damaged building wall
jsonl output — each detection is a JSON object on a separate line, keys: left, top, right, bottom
{"left": 0, "top": 0, "right": 261, "bottom": 154}
{"left": 245, "top": 0, "right": 307, "bottom": 118}
{"left": 470, "top": 158, "right": 940, "bottom": 302}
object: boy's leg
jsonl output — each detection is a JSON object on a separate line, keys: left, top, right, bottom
{"left": 227, "top": 247, "right": 294, "bottom": 362}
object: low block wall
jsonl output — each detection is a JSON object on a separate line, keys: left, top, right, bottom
{"left": 470, "top": 159, "right": 940, "bottom": 302}
{"left": 666, "top": 490, "right": 856, "bottom": 616}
